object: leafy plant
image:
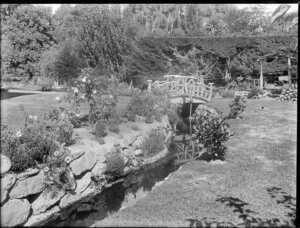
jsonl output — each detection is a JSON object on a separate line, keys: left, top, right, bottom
{"left": 248, "top": 87, "right": 264, "bottom": 98}
{"left": 43, "top": 145, "right": 75, "bottom": 197}
{"left": 192, "top": 106, "right": 231, "bottom": 160}
{"left": 142, "top": 129, "right": 166, "bottom": 158}
{"left": 222, "top": 89, "right": 235, "bottom": 98}
{"left": 95, "top": 120, "right": 107, "bottom": 138}
{"left": 37, "top": 77, "right": 55, "bottom": 91}
{"left": 105, "top": 145, "right": 125, "bottom": 178}
{"left": 108, "top": 121, "right": 120, "bottom": 134}
{"left": 1, "top": 122, "right": 59, "bottom": 173}
{"left": 227, "top": 95, "right": 247, "bottom": 119}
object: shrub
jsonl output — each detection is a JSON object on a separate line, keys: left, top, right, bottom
{"left": 43, "top": 145, "right": 75, "bottom": 197}
{"left": 142, "top": 129, "right": 166, "bottom": 158}
{"left": 270, "top": 88, "right": 283, "bottom": 95}
{"left": 222, "top": 89, "right": 235, "bottom": 98}
{"left": 125, "top": 89, "right": 170, "bottom": 123}
{"left": 37, "top": 77, "right": 55, "bottom": 91}
{"left": 1, "top": 123, "right": 59, "bottom": 173}
{"left": 105, "top": 145, "right": 125, "bottom": 178}
{"left": 130, "top": 123, "right": 139, "bottom": 131}
{"left": 42, "top": 110, "right": 74, "bottom": 145}
{"left": 108, "top": 121, "right": 120, "bottom": 134}
{"left": 192, "top": 106, "right": 231, "bottom": 160}
{"left": 95, "top": 120, "right": 107, "bottom": 138}
{"left": 248, "top": 87, "right": 263, "bottom": 98}
{"left": 227, "top": 95, "right": 247, "bottom": 119}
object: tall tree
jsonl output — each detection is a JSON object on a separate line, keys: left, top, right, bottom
{"left": 2, "top": 5, "right": 56, "bottom": 79}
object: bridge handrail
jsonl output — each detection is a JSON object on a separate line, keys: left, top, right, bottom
{"left": 147, "top": 75, "right": 213, "bottom": 102}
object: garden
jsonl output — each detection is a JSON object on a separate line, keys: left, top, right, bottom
{"left": 1, "top": 3, "right": 297, "bottom": 228}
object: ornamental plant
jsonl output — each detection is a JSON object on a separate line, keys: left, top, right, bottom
{"left": 43, "top": 145, "right": 75, "bottom": 197}
{"left": 1, "top": 120, "right": 59, "bottom": 173}
{"left": 142, "top": 129, "right": 166, "bottom": 158}
{"left": 192, "top": 106, "right": 232, "bottom": 160}
{"left": 105, "top": 145, "right": 125, "bottom": 179}
{"left": 227, "top": 95, "right": 247, "bottom": 119}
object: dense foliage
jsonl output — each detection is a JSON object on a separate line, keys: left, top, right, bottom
{"left": 227, "top": 95, "right": 247, "bottom": 119}
{"left": 192, "top": 105, "right": 232, "bottom": 160}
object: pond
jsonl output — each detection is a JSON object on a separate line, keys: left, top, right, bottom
{"left": 45, "top": 154, "right": 181, "bottom": 227}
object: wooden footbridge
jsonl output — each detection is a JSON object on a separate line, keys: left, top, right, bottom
{"left": 147, "top": 75, "right": 213, "bottom": 104}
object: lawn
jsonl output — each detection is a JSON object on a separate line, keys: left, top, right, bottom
{"left": 97, "top": 98, "right": 297, "bottom": 227}
{"left": 1, "top": 92, "right": 131, "bottom": 130}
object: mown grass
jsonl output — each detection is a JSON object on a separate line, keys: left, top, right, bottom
{"left": 1, "top": 92, "right": 131, "bottom": 130}
{"left": 97, "top": 98, "right": 296, "bottom": 227}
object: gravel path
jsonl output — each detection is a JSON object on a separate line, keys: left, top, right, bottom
{"left": 96, "top": 99, "right": 296, "bottom": 227}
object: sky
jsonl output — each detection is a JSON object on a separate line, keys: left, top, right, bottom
{"left": 34, "top": 4, "right": 298, "bottom": 14}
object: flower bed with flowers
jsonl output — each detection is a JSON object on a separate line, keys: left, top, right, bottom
{"left": 1, "top": 68, "right": 174, "bottom": 227}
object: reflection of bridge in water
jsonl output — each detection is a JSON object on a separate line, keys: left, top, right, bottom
{"left": 147, "top": 75, "right": 213, "bottom": 104}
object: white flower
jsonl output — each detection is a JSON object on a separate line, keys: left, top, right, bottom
{"left": 75, "top": 113, "right": 80, "bottom": 117}
{"left": 92, "top": 90, "right": 97, "bottom": 94}
{"left": 73, "top": 88, "right": 79, "bottom": 93}
{"left": 65, "top": 156, "right": 71, "bottom": 163}
{"left": 82, "top": 77, "right": 87, "bottom": 83}
{"left": 55, "top": 96, "right": 60, "bottom": 101}
{"left": 44, "top": 167, "right": 50, "bottom": 172}
{"left": 53, "top": 151, "right": 59, "bottom": 156}
{"left": 29, "top": 115, "right": 33, "bottom": 119}
{"left": 33, "top": 116, "right": 37, "bottom": 120}
{"left": 81, "top": 95, "right": 85, "bottom": 99}
{"left": 15, "top": 130, "right": 22, "bottom": 137}
{"left": 109, "top": 95, "right": 113, "bottom": 98}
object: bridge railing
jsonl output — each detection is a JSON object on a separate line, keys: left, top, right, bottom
{"left": 148, "top": 75, "right": 213, "bottom": 102}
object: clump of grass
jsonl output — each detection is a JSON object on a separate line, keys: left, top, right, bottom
{"left": 142, "top": 129, "right": 166, "bottom": 158}
{"left": 95, "top": 120, "right": 107, "bottom": 138}
{"left": 130, "top": 123, "right": 139, "bottom": 131}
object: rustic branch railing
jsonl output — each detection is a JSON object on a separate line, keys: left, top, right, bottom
{"left": 148, "top": 75, "right": 213, "bottom": 102}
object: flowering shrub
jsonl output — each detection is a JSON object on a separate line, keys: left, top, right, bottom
{"left": 1, "top": 122, "right": 59, "bottom": 173}
{"left": 89, "top": 95, "right": 118, "bottom": 124}
{"left": 110, "top": 82, "right": 141, "bottom": 96}
{"left": 227, "top": 95, "right": 247, "bottom": 119}
{"left": 95, "top": 120, "right": 107, "bottom": 138}
{"left": 43, "top": 145, "right": 75, "bottom": 197}
{"left": 42, "top": 110, "right": 74, "bottom": 145}
{"left": 125, "top": 89, "right": 171, "bottom": 123}
{"left": 142, "top": 129, "right": 166, "bottom": 158}
{"left": 192, "top": 106, "right": 232, "bottom": 160}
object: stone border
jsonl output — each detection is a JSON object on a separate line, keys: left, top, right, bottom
{"left": 1, "top": 116, "right": 174, "bottom": 227}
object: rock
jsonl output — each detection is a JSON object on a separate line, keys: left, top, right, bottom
{"left": 66, "top": 169, "right": 76, "bottom": 191}
{"left": 76, "top": 172, "right": 91, "bottom": 194}
{"left": 70, "top": 151, "right": 97, "bottom": 176}
{"left": 91, "top": 161, "right": 106, "bottom": 176}
{"left": 124, "top": 133, "right": 140, "bottom": 146}
{"left": 1, "top": 174, "right": 16, "bottom": 203}
{"left": 1, "top": 154, "right": 12, "bottom": 174}
{"left": 31, "top": 190, "right": 65, "bottom": 215}
{"left": 77, "top": 203, "right": 92, "bottom": 212}
{"left": 9, "top": 172, "right": 45, "bottom": 199}
{"left": 17, "top": 168, "right": 39, "bottom": 181}
{"left": 134, "top": 149, "right": 143, "bottom": 157}
{"left": 59, "top": 185, "right": 95, "bottom": 209}
{"left": 69, "top": 151, "right": 85, "bottom": 163}
{"left": 24, "top": 206, "right": 60, "bottom": 227}
{"left": 123, "top": 166, "right": 131, "bottom": 175}
{"left": 132, "top": 136, "right": 145, "bottom": 150}
{"left": 1, "top": 199, "right": 31, "bottom": 227}
{"left": 123, "top": 148, "right": 135, "bottom": 158}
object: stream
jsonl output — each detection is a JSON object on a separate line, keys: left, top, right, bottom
{"left": 45, "top": 153, "right": 182, "bottom": 227}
